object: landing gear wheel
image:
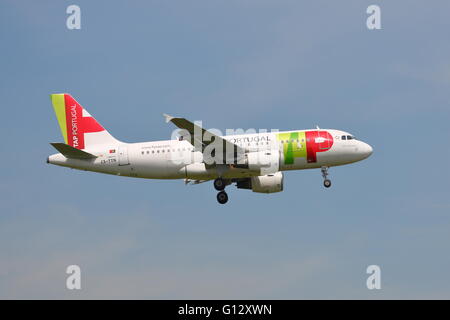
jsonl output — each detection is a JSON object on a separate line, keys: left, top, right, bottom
{"left": 216, "top": 191, "right": 228, "bottom": 204}
{"left": 321, "top": 166, "right": 331, "bottom": 188}
{"left": 214, "top": 178, "right": 226, "bottom": 191}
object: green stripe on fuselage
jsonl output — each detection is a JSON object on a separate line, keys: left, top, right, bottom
{"left": 277, "top": 131, "right": 306, "bottom": 165}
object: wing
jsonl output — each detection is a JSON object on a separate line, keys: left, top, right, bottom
{"left": 163, "top": 114, "right": 245, "bottom": 165}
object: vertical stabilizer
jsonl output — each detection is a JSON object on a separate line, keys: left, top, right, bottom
{"left": 50, "top": 93, "right": 119, "bottom": 149}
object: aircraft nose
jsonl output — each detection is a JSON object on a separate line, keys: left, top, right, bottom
{"left": 360, "top": 142, "right": 373, "bottom": 159}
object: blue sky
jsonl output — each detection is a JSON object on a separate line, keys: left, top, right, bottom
{"left": 1, "top": 0, "right": 450, "bottom": 299}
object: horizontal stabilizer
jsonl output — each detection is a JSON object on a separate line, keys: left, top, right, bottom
{"left": 50, "top": 143, "right": 97, "bottom": 159}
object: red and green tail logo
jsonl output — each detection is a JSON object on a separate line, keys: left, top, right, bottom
{"left": 51, "top": 94, "right": 105, "bottom": 150}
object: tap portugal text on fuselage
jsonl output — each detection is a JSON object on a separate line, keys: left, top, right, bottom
{"left": 47, "top": 94, "right": 373, "bottom": 204}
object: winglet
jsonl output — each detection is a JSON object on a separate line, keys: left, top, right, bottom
{"left": 163, "top": 113, "right": 175, "bottom": 123}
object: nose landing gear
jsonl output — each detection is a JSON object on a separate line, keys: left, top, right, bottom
{"left": 321, "top": 166, "right": 332, "bottom": 188}
{"left": 214, "top": 178, "right": 229, "bottom": 204}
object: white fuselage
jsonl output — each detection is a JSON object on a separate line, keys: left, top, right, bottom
{"left": 48, "top": 129, "right": 373, "bottom": 180}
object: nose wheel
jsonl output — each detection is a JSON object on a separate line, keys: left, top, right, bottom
{"left": 321, "top": 166, "right": 332, "bottom": 188}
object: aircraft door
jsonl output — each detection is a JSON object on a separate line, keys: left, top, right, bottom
{"left": 118, "top": 146, "right": 130, "bottom": 166}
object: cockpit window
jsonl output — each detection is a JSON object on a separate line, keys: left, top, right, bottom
{"left": 341, "top": 135, "right": 347, "bottom": 140}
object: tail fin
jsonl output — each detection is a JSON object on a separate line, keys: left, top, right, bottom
{"left": 50, "top": 93, "right": 119, "bottom": 150}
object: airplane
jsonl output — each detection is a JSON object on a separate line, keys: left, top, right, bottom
{"left": 47, "top": 93, "right": 373, "bottom": 204}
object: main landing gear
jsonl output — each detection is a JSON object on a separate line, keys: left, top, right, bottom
{"left": 214, "top": 178, "right": 229, "bottom": 204}
{"left": 213, "top": 177, "right": 226, "bottom": 191}
{"left": 217, "top": 191, "right": 228, "bottom": 204}
{"left": 321, "top": 166, "right": 332, "bottom": 188}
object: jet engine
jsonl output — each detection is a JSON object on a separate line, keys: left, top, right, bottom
{"left": 236, "top": 150, "right": 280, "bottom": 175}
{"left": 236, "top": 171, "right": 284, "bottom": 193}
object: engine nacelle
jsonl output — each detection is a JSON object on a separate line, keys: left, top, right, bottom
{"left": 240, "top": 150, "right": 280, "bottom": 175}
{"left": 250, "top": 172, "right": 284, "bottom": 193}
